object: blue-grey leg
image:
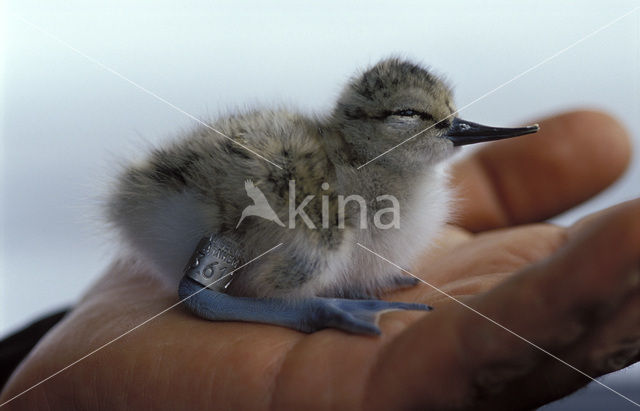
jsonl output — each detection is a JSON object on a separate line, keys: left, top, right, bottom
{"left": 179, "top": 276, "right": 431, "bottom": 335}
{"left": 178, "top": 234, "right": 431, "bottom": 335}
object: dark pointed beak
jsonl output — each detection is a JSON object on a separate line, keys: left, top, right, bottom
{"left": 445, "top": 117, "right": 539, "bottom": 146}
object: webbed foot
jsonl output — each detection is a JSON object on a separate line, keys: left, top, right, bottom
{"left": 179, "top": 276, "right": 431, "bottom": 335}
{"left": 178, "top": 234, "right": 431, "bottom": 335}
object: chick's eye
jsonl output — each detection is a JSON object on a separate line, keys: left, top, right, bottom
{"left": 393, "top": 109, "right": 419, "bottom": 117}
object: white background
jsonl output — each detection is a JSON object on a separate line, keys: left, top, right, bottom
{"left": 2, "top": 1, "right": 639, "bottom": 408}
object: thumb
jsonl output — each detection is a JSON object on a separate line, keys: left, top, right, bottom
{"left": 366, "top": 199, "right": 640, "bottom": 410}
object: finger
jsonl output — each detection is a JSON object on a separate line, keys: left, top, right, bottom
{"left": 365, "top": 199, "right": 640, "bottom": 410}
{"left": 583, "top": 290, "right": 640, "bottom": 375}
{"left": 481, "top": 293, "right": 640, "bottom": 411}
{"left": 392, "top": 223, "right": 567, "bottom": 309}
{"left": 412, "top": 223, "right": 566, "bottom": 290}
{"left": 461, "top": 199, "right": 640, "bottom": 407}
{"left": 451, "top": 110, "right": 631, "bottom": 232}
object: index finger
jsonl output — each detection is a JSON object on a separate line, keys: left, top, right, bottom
{"left": 451, "top": 110, "right": 631, "bottom": 232}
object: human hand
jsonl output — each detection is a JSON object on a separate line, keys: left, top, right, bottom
{"left": 1, "top": 110, "right": 638, "bottom": 410}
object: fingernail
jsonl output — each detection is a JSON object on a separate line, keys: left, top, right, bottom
{"left": 595, "top": 339, "right": 640, "bottom": 373}
{"left": 604, "top": 347, "right": 640, "bottom": 372}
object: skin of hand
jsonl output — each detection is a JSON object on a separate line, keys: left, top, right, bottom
{"left": 1, "top": 110, "right": 638, "bottom": 410}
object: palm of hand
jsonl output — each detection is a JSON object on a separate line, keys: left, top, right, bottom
{"left": 2, "top": 111, "right": 639, "bottom": 410}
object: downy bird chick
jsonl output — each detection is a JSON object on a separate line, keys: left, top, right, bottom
{"left": 108, "top": 58, "right": 537, "bottom": 335}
